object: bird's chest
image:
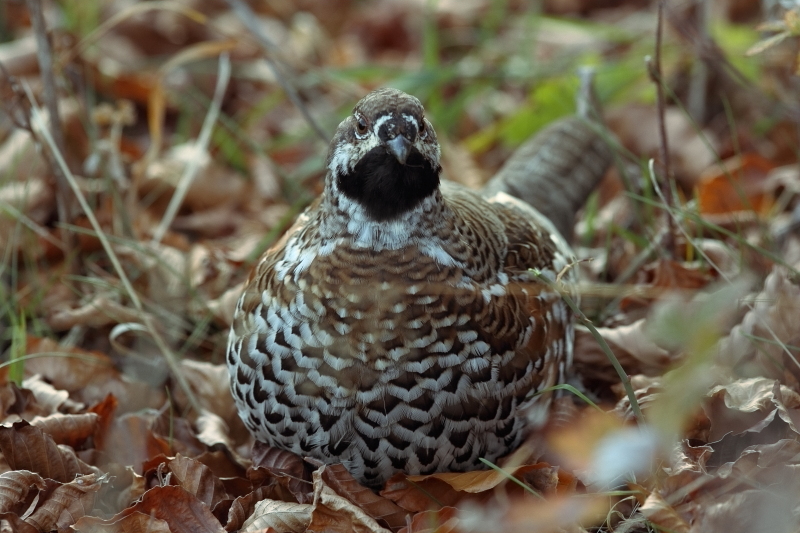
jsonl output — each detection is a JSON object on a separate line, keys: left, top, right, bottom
{"left": 263, "top": 241, "right": 522, "bottom": 369}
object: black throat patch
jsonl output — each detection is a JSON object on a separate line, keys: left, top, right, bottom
{"left": 337, "top": 146, "right": 440, "bottom": 222}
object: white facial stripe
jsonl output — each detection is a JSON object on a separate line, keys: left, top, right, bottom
{"left": 402, "top": 113, "right": 419, "bottom": 131}
{"left": 373, "top": 114, "right": 393, "bottom": 137}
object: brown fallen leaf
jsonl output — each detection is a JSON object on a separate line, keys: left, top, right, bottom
{"left": 249, "top": 442, "right": 312, "bottom": 503}
{"left": 0, "top": 513, "right": 40, "bottom": 533}
{"left": 308, "top": 466, "right": 392, "bottom": 533}
{"left": 25, "top": 473, "right": 105, "bottom": 533}
{"left": 168, "top": 455, "right": 231, "bottom": 511}
{"left": 30, "top": 412, "right": 100, "bottom": 449}
{"left": 0, "top": 470, "right": 49, "bottom": 515}
{"left": 320, "top": 463, "right": 409, "bottom": 531}
{"left": 697, "top": 153, "right": 775, "bottom": 216}
{"left": 0, "top": 421, "right": 101, "bottom": 483}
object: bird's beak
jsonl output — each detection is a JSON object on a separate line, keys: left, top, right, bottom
{"left": 386, "top": 135, "right": 412, "bottom": 165}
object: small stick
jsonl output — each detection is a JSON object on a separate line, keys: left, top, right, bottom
{"left": 25, "top": 0, "right": 72, "bottom": 223}
{"left": 646, "top": 0, "right": 678, "bottom": 258}
{"left": 223, "top": 0, "right": 329, "bottom": 142}
{"left": 151, "top": 53, "right": 231, "bottom": 244}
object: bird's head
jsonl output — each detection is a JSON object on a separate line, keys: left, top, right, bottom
{"left": 326, "top": 88, "right": 441, "bottom": 222}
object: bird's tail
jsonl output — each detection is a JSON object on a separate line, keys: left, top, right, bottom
{"left": 481, "top": 116, "right": 613, "bottom": 241}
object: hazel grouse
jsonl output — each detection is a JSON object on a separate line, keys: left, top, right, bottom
{"left": 227, "top": 87, "right": 609, "bottom": 488}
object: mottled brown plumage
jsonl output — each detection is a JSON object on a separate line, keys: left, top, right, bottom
{"left": 227, "top": 88, "right": 604, "bottom": 487}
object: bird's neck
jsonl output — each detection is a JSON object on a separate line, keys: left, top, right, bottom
{"left": 319, "top": 184, "right": 447, "bottom": 251}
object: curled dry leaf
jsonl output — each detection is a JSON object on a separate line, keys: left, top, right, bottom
{"left": 239, "top": 499, "right": 312, "bottom": 533}
{"left": 30, "top": 412, "right": 100, "bottom": 448}
{"left": 85, "top": 485, "right": 225, "bottom": 533}
{"left": 0, "top": 470, "right": 48, "bottom": 515}
{"left": 704, "top": 377, "right": 800, "bottom": 444}
{"left": 308, "top": 467, "right": 392, "bottom": 533}
{"left": 225, "top": 484, "right": 300, "bottom": 532}
{"left": 610, "top": 375, "right": 657, "bottom": 418}
{"left": 20, "top": 374, "right": 82, "bottom": 415}
{"left": 194, "top": 410, "right": 236, "bottom": 455}
{"left": 640, "top": 492, "right": 690, "bottom": 533}
{"left": 249, "top": 442, "right": 312, "bottom": 503}
{"left": 73, "top": 511, "right": 172, "bottom": 533}
{"left": 397, "top": 507, "right": 458, "bottom": 533}
{"left": 320, "top": 464, "right": 408, "bottom": 531}
{"left": 0, "top": 422, "right": 101, "bottom": 483}
{"left": 714, "top": 264, "right": 800, "bottom": 381}
{"left": 168, "top": 455, "right": 231, "bottom": 511}
{"left": 179, "top": 361, "right": 239, "bottom": 422}
{"left": 24, "top": 473, "right": 105, "bottom": 533}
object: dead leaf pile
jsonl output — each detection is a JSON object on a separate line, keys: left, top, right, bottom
{"left": 3, "top": 0, "right": 800, "bottom": 532}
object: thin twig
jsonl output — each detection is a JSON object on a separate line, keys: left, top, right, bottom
{"left": 223, "top": 0, "right": 329, "bottom": 142}
{"left": 151, "top": 53, "right": 231, "bottom": 244}
{"left": 22, "top": 82, "right": 202, "bottom": 414}
{"left": 25, "top": 0, "right": 72, "bottom": 223}
{"left": 646, "top": 0, "right": 677, "bottom": 258}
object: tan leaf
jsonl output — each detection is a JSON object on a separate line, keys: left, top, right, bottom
{"left": 689, "top": 489, "right": 799, "bottom": 533}
{"left": 73, "top": 511, "right": 172, "bottom": 533}
{"left": 574, "top": 319, "right": 673, "bottom": 384}
{"left": 640, "top": 492, "right": 690, "bottom": 533}
{"left": 397, "top": 507, "right": 459, "bottom": 533}
{"left": 714, "top": 265, "right": 800, "bottom": 380}
{"left": 20, "top": 374, "right": 82, "bottom": 415}
{"left": 225, "top": 484, "right": 299, "bottom": 532}
{"left": 705, "top": 378, "right": 800, "bottom": 442}
{"left": 239, "top": 499, "right": 312, "bottom": 533}
{"left": 179, "top": 361, "right": 238, "bottom": 422}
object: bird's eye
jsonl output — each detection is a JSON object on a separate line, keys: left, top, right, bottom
{"left": 419, "top": 119, "right": 426, "bottom": 134}
{"left": 355, "top": 117, "right": 368, "bottom": 135}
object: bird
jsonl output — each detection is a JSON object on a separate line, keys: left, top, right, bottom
{"left": 227, "top": 87, "right": 611, "bottom": 488}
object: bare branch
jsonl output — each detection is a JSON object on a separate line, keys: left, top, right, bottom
{"left": 223, "top": 0, "right": 329, "bottom": 142}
